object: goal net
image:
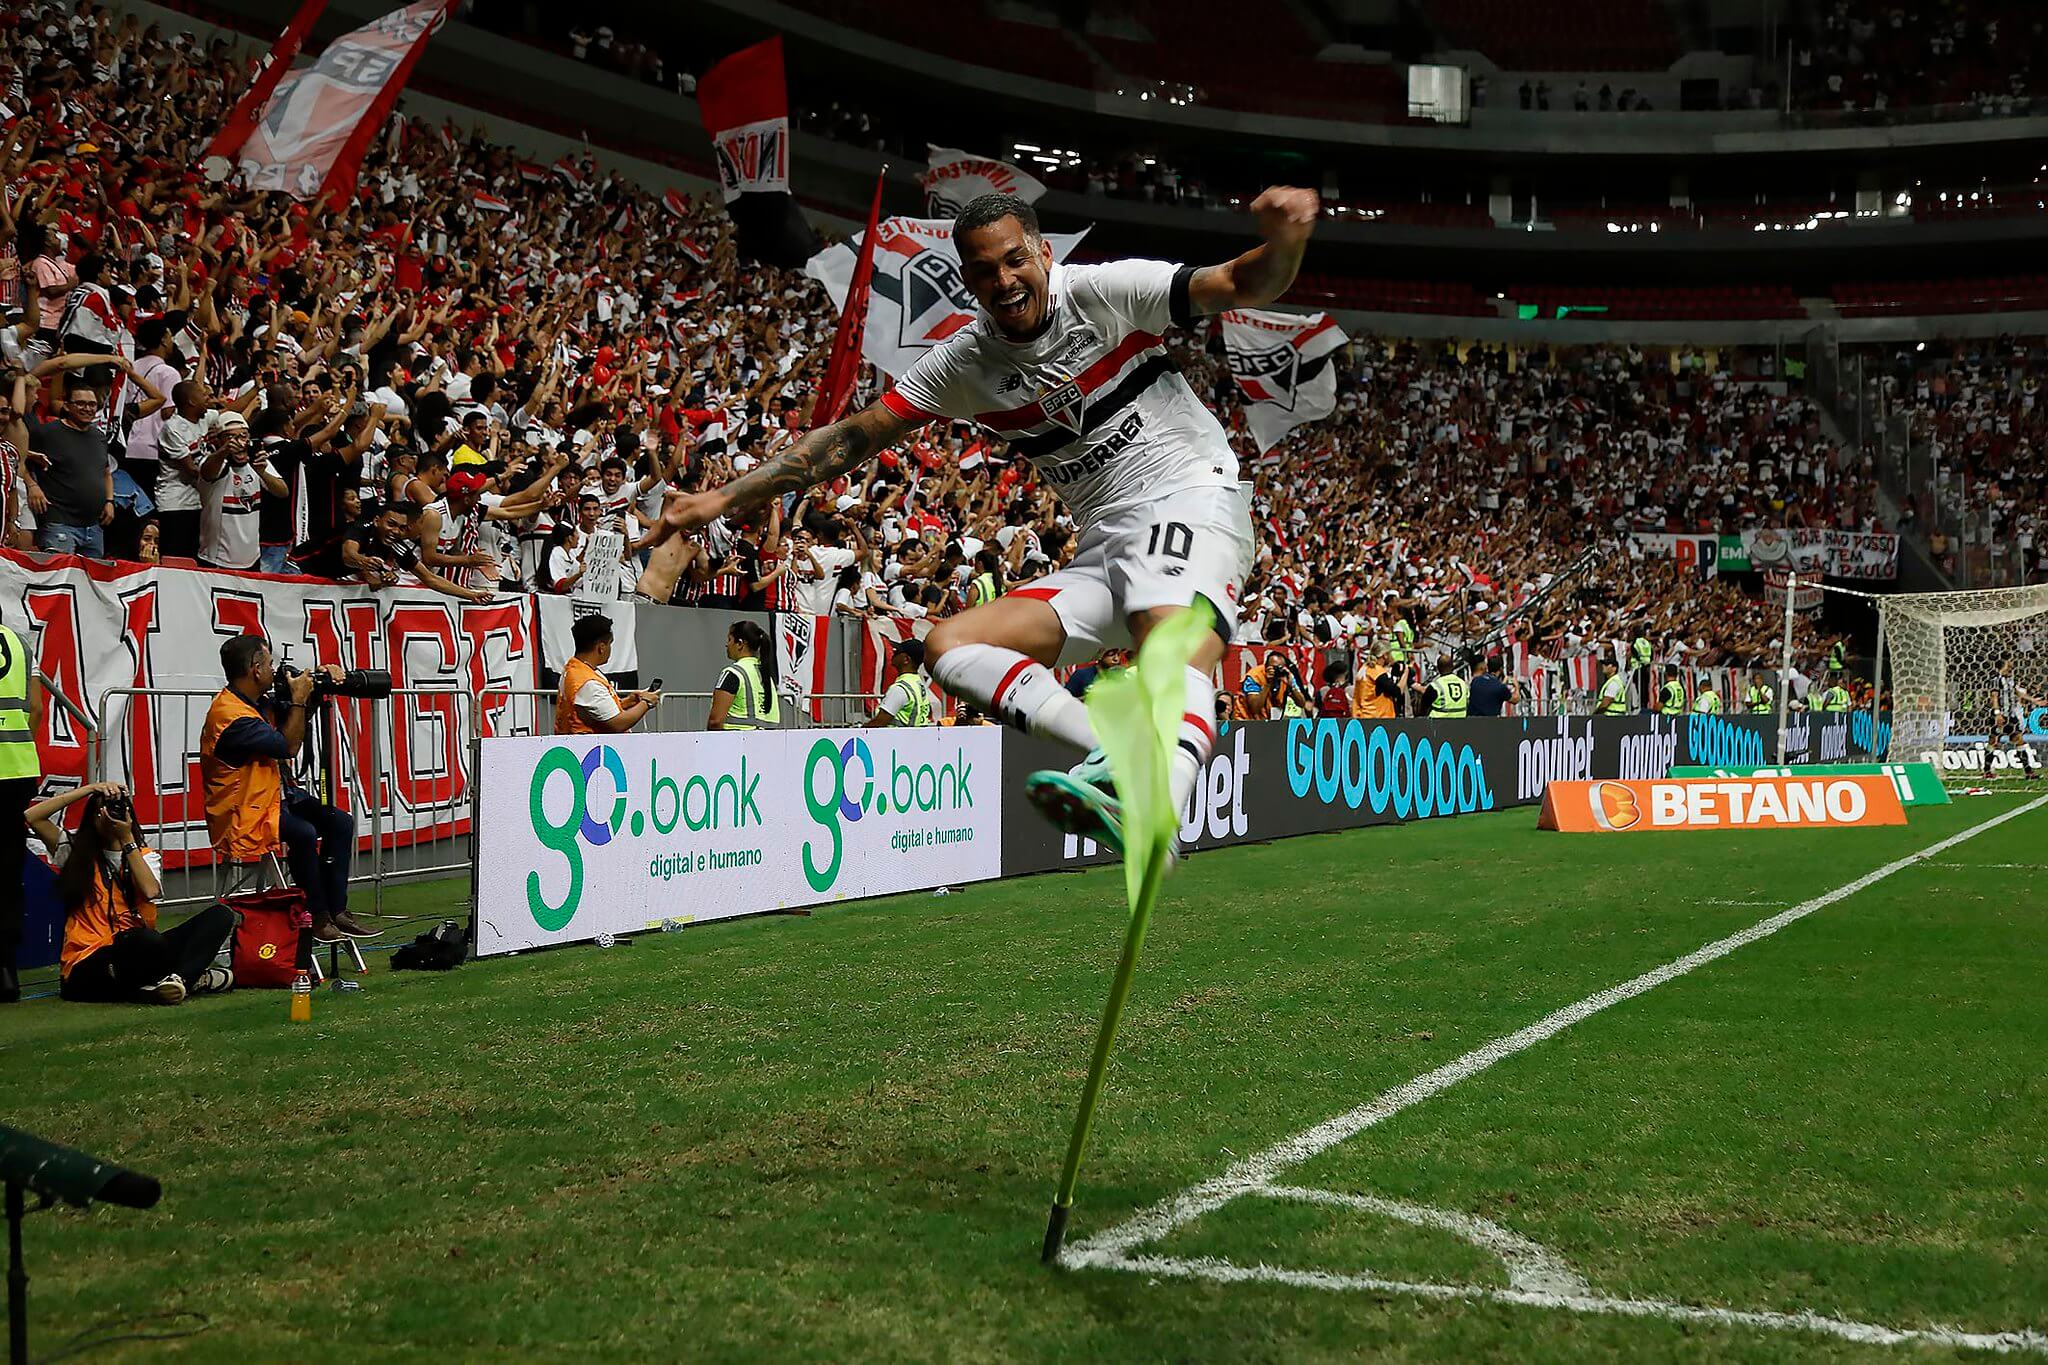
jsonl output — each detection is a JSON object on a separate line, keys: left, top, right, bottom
{"left": 1880, "top": 584, "right": 2048, "bottom": 779}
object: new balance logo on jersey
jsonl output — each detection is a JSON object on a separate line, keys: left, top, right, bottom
{"left": 1042, "top": 411, "right": 1144, "bottom": 484}
{"left": 996, "top": 373, "right": 1023, "bottom": 394}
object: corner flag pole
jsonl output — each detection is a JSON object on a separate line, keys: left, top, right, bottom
{"left": 1038, "top": 604, "right": 1210, "bottom": 1265}
{"left": 1041, "top": 841, "right": 1170, "bottom": 1263}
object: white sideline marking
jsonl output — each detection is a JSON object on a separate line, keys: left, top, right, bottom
{"left": 1061, "top": 793, "right": 2048, "bottom": 1352}
{"left": 1932, "top": 862, "right": 2044, "bottom": 871}
{"left": 1102, "top": 1254, "right": 2048, "bottom": 1355}
{"left": 1701, "top": 898, "right": 1788, "bottom": 907}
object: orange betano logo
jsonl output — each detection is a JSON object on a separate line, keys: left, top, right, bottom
{"left": 1589, "top": 781, "right": 1642, "bottom": 831}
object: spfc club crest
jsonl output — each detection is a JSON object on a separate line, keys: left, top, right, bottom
{"left": 1228, "top": 342, "right": 1301, "bottom": 410}
{"left": 1040, "top": 378, "right": 1086, "bottom": 435}
{"left": 894, "top": 249, "right": 978, "bottom": 350}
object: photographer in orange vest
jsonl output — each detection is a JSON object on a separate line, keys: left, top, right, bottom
{"left": 556, "top": 614, "right": 660, "bottom": 736}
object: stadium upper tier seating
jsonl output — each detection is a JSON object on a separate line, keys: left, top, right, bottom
{"left": 1427, "top": 0, "right": 1682, "bottom": 71}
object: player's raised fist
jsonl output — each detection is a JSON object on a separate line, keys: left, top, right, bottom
{"left": 1250, "top": 186, "right": 1320, "bottom": 245}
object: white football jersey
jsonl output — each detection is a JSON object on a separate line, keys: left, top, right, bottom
{"left": 885, "top": 259, "right": 1238, "bottom": 532}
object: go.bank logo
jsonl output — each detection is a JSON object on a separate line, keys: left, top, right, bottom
{"left": 1284, "top": 719, "right": 1495, "bottom": 818}
{"left": 804, "top": 735, "right": 877, "bottom": 893}
{"left": 527, "top": 743, "right": 761, "bottom": 932}
{"left": 803, "top": 736, "right": 977, "bottom": 892}
{"left": 527, "top": 744, "right": 629, "bottom": 933}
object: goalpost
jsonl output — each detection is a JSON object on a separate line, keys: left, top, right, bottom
{"left": 1876, "top": 582, "right": 2048, "bottom": 772}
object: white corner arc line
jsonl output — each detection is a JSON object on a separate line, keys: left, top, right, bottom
{"left": 1060, "top": 793, "right": 2048, "bottom": 1349}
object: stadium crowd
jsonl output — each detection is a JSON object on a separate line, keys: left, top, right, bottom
{"left": 0, "top": 0, "right": 1834, "bottom": 690}
{"left": 1796, "top": 0, "right": 2044, "bottom": 115}
{"left": 1865, "top": 335, "right": 2048, "bottom": 588}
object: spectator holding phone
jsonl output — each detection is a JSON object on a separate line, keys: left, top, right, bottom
{"left": 25, "top": 781, "right": 234, "bottom": 1004}
{"left": 198, "top": 411, "right": 286, "bottom": 570}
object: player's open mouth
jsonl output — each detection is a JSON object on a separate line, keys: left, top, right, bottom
{"left": 994, "top": 287, "right": 1030, "bottom": 317}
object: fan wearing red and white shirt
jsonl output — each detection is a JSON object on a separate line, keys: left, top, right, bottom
{"left": 196, "top": 412, "right": 283, "bottom": 570}
{"left": 660, "top": 188, "right": 1319, "bottom": 853}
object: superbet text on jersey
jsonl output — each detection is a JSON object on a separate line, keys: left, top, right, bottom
{"left": 883, "top": 259, "right": 1241, "bottom": 533}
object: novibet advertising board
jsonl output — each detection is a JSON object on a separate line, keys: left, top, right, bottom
{"left": 475, "top": 728, "right": 1004, "bottom": 955}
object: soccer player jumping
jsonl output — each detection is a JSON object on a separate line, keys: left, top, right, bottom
{"left": 662, "top": 186, "right": 1320, "bottom": 850}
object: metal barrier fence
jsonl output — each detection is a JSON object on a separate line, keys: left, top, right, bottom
{"left": 89, "top": 686, "right": 487, "bottom": 913}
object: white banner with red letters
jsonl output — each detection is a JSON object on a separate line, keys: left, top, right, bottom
{"left": 923, "top": 145, "right": 1047, "bottom": 218}
{"left": 0, "top": 551, "right": 539, "bottom": 867}
{"left": 1219, "top": 309, "right": 1348, "bottom": 452}
{"left": 1631, "top": 532, "right": 1721, "bottom": 579}
{"left": 803, "top": 217, "right": 1089, "bottom": 381}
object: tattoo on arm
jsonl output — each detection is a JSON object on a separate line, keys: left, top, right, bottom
{"left": 719, "top": 404, "right": 906, "bottom": 514}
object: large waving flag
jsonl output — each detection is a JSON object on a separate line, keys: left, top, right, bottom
{"left": 201, "top": 0, "right": 330, "bottom": 176}
{"left": 813, "top": 170, "right": 886, "bottom": 426}
{"left": 698, "top": 37, "right": 820, "bottom": 267}
{"left": 922, "top": 145, "right": 1047, "bottom": 218}
{"left": 1219, "top": 308, "right": 1349, "bottom": 452}
{"left": 803, "top": 217, "right": 1088, "bottom": 380}
{"left": 230, "top": 0, "right": 454, "bottom": 203}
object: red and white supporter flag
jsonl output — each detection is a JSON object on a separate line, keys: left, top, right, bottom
{"left": 231, "top": 0, "right": 453, "bottom": 202}
{"left": 775, "top": 612, "right": 831, "bottom": 722}
{"left": 700, "top": 37, "right": 792, "bottom": 201}
{"left": 922, "top": 145, "right": 1046, "bottom": 218}
{"left": 661, "top": 188, "right": 690, "bottom": 218}
{"left": 1220, "top": 308, "right": 1349, "bottom": 452}
{"left": 201, "top": 0, "right": 329, "bottom": 174}
{"left": 698, "top": 37, "right": 819, "bottom": 266}
{"left": 472, "top": 191, "right": 512, "bottom": 213}
{"left": 803, "top": 218, "right": 1088, "bottom": 380}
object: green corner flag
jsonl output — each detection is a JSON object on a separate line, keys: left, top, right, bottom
{"left": 1042, "top": 601, "right": 1213, "bottom": 1263}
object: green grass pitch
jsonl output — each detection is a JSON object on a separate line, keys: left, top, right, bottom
{"left": 3, "top": 793, "right": 2044, "bottom": 1361}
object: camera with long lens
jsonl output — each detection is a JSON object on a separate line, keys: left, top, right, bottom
{"left": 272, "top": 665, "right": 395, "bottom": 711}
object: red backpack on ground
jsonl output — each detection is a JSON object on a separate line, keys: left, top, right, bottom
{"left": 227, "top": 888, "right": 311, "bottom": 988}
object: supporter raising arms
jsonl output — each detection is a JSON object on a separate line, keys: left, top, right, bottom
{"left": 663, "top": 188, "right": 1319, "bottom": 852}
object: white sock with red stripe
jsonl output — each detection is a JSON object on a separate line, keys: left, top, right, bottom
{"left": 930, "top": 642, "right": 1098, "bottom": 751}
{"left": 1169, "top": 665, "right": 1217, "bottom": 820}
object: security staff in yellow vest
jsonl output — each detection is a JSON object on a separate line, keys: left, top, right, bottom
{"left": 1743, "top": 675, "right": 1775, "bottom": 713}
{"left": 1692, "top": 683, "right": 1722, "bottom": 714}
{"left": 1656, "top": 666, "right": 1686, "bottom": 715}
{"left": 1, "top": 621, "right": 45, "bottom": 1005}
{"left": 1827, "top": 639, "right": 1848, "bottom": 673}
{"left": 967, "top": 549, "right": 1004, "bottom": 609}
{"left": 1389, "top": 614, "right": 1415, "bottom": 665}
{"left": 1594, "top": 658, "right": 1630, "bottom": 715}
{"left": 710, "top": 619, "right": 782, "bottom": 731}
{"left": 557, "top": 614, "right": 660, "bottom": 736}
{"left": 869, "top": 639, "right": 935, "bottom": 728}
{"left": 1426, "top": 660, "right": 1469, "bottom": 718}
{"left": 1814, "top": 670, "right": 1853, "bottom": 712}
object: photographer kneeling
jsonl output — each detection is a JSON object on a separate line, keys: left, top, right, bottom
{"left": 26, "top": 782, "right": 234, "bottom": 1004}
{"left": 202, "top": 637, "right": 376, "bottom": 944}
